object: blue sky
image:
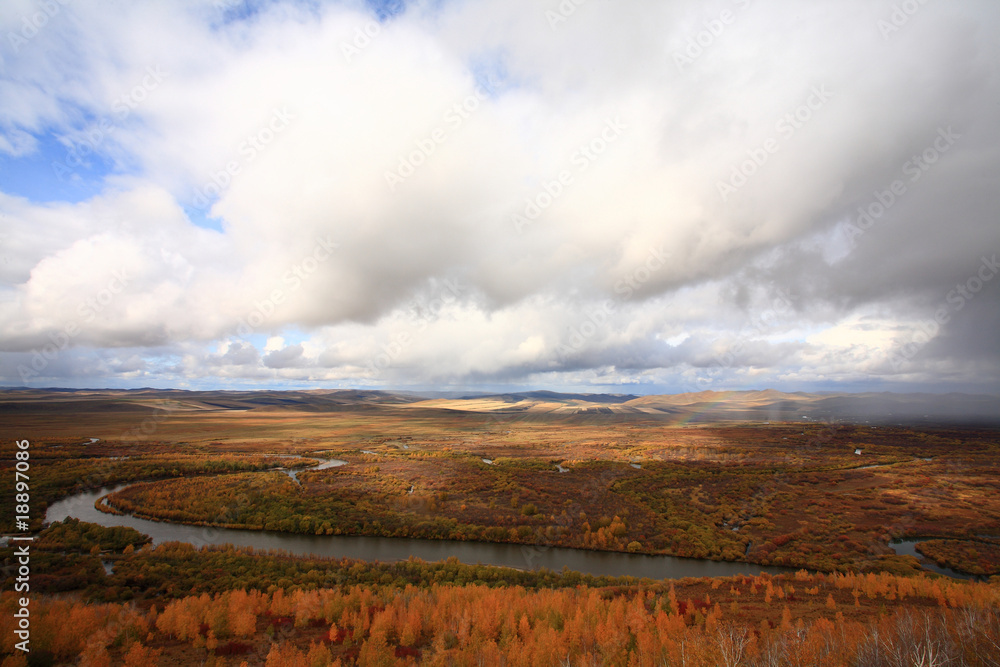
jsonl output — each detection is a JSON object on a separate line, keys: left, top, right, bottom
{"left": 0, "top": 133, "right": 109, "bottom": 204}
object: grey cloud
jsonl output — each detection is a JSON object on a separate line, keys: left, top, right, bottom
{"left": 0, "top": 0, "right": 998, "bottom": 391}
{"left": 264, "top": 344, "right": 305, "bottom": 369}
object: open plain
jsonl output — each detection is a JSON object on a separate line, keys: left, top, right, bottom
{"left": 2, "top": 389, "right": 1000, "bottom": 664}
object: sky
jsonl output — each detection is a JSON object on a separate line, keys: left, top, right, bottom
{"left": 1, "top": 0, "right": 999, "bottom": 395}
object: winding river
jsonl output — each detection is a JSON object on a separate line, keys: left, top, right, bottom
{"left": 889, "top": 539, "right": 986, "bottom": 581}
{"left": 47, "top": 485, "right": 797, "bottom": 579}
{"left": 44, "top": 456, "right": 962, "bottom": 581}
{"left": 284, "top": 457, "right": 348, "bottom": 483}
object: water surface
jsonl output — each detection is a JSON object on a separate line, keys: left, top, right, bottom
{"left": 48, "top": 484, "right": 792, "bottom": 580}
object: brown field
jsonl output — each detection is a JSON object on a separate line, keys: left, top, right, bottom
{"left": 3, "top": 390, "right": 999, "bottom": 575}
{"left": 2, "top": 389, "right": 1000, "bottom": 665}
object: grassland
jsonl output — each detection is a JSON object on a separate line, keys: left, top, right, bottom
{"left": 2, "top": 389, "right": 1000, "bottom": 665}
{"left": 2, "top": 391, "right": 999, "bottom": 576}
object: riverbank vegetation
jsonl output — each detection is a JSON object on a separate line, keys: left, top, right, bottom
{"left": 0, "top": 433, "right": 314, "bottom": 532}
{"left": 3, "top": 407, "right": 999, "bottom": 575}
{"left": 3, "top": 527, "right": 1000, "bottom": 665}
{"left": 2, "top": 555, "right": 999, "bottom": 665}
{"left": 916, "top": 539, "right": 1000, "bottom": 577}
{"left": 35, "top": 516, "right": 150, "bottom": 553}
{"left": 2, "top": 401, "right": 1000, "bottom": 663}
{"left": 85, "top": 419, "right": 1000, "bottom": 576}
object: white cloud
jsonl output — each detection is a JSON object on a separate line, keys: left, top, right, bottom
{"left": 1, "top": 0, "right": 999, "bottom": 392}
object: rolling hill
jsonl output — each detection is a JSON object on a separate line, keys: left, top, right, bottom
{"left": 0, "top": 387, "right": 998, "bottom": 425}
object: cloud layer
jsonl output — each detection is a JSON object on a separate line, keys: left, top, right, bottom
{"left": 1, "top": 0, "right": 999, "bottom": 392}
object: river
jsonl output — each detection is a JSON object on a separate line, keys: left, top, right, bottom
{"left": 46, "top": 462, "right": 797, "bottom": 580}
{"left": 889, "top": 539, "right": 986, "bottom": 581}
{"left": 49, "top": 455, "right": 974, "bottom": 581}
{"left": 284, "top": 457, "right": 348, "bottom": 483}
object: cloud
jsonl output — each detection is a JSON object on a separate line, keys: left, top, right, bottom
{"left": 1, "top": 0, "right": 999, "bottom": 392}
{"left": 264, "top": 343, "right": 305, "bottom": 369}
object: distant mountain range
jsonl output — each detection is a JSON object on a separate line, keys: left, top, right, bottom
{"left": 1, "top": 387, "right": 998, "bottom": 425}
